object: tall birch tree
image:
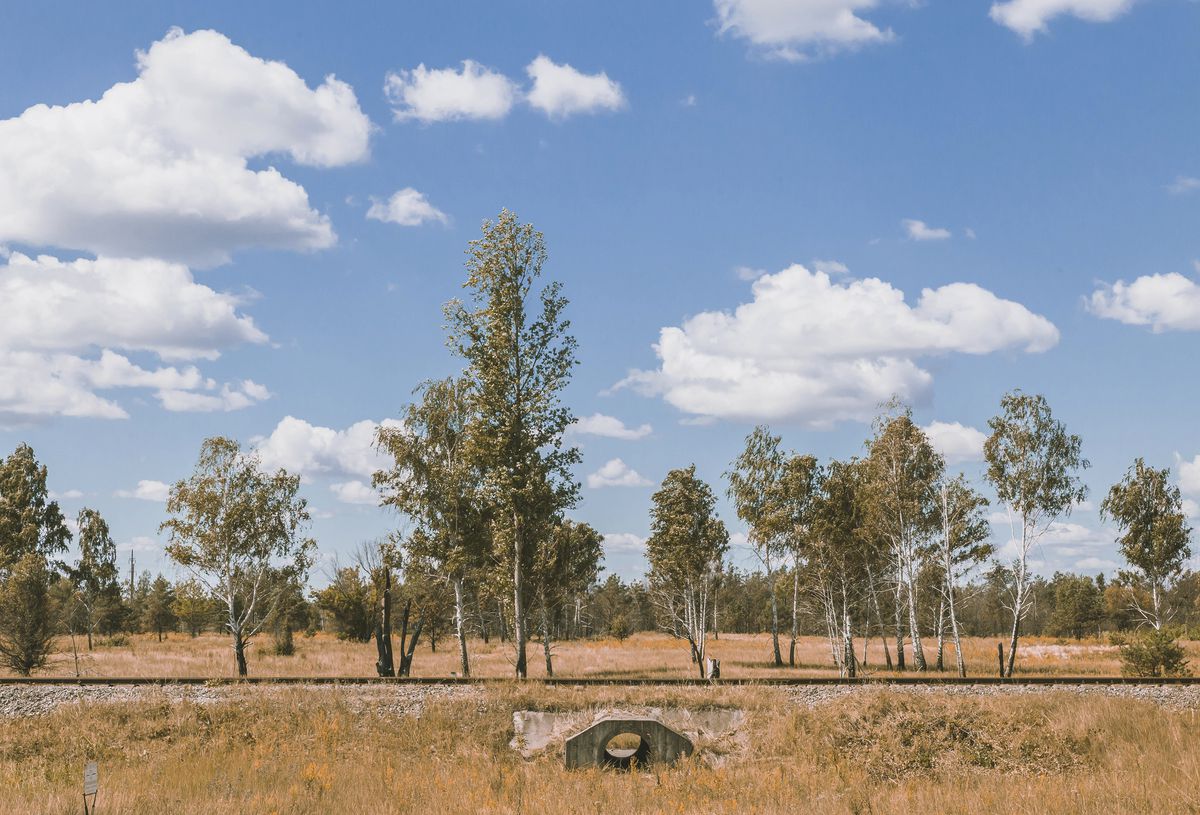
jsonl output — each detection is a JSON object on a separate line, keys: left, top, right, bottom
{"left": 376, "top": 376, "right": 487, "bottom": 677}
{"left": 779, "top": 453, "right": 820, "bottom": 667}
{"left": 69, "top": 508, "right": 119, "bottom": 649}
{"left": 444, "top": 210, "right": 580, "bottom": 679}
{"left": 1101, "top": 458, "right": 1190, "bottom": 630}
{"left": 865, "top": 406, "right": 943, "bottom": 671}
{"left": 936, "top": 475, "right": 992, "bottom": 677}
{"left": 984, "top": 390, "right": 1088, "bottom": 677}
{"left": 647, "top": 465, "right": 728, "bottom": 677}
{"left": 726, "top": 426, "right": 789, "bottom": 667}
{"left": 162, "top": 437, "right": 315, "bottom": 677}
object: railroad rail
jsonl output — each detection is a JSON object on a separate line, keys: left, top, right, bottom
{"left": 0, "top": 675, "right": 1196, "bottom": 686}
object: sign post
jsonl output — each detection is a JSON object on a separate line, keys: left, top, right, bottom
{"left": 82, "top": 761, "right": 98, "bottom": 814}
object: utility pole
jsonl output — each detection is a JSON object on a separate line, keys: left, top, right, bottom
{"left": 129, "top": 551, "right": 135, "bottom": 603}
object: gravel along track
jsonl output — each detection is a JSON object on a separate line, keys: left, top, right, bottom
{"left": 785, "top": 682, "right": 1200, "bottom": 711}
{"left": 0, "top": 682, "right": 484, "bottom": 719}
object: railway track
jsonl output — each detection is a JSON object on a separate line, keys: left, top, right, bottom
{"left": 0, "top": 675, "right": 1196, "bottom": 686}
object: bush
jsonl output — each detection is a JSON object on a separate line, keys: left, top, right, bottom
{"left": 608, "top": 613, "right": 632, "bottom": 641}
{"left": 1118, "top": 628, "right": 1190, "bottom": 677}
{"left": 0, "top": 553, "right": 57, "bottom": 676}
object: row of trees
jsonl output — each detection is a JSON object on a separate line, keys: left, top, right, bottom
{"left": 641, "top": 394, "right": 1192, "bottom": 678}
{"left": 0, "top": 211, "right": 1193, "bottom": 680}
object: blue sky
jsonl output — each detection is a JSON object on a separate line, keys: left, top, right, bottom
{"left": 1, "top": 0, "right": 1198, "bottom": 582}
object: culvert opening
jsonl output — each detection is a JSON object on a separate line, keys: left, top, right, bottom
{"left": 603, "top": 732, "right": 650, "bottom": 770}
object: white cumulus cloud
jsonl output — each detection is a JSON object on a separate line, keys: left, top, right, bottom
{"left": 923, "top": 421, "right": 988, "bottom": 465}
{"left": 903, "top": 219, "right": 952, "bottom": 241}
{"left": 713, "top": 0, "right": 895, "bottom": 61}
{"left": 0, "top": 28, "right": 370, "bottom": 266}
{"left": 587, "top": 458, "right": 653, "bottom": 489}
{"left": 989, "top": 0, "right": 1138, "bottom": 40}
{"left": 116, "top": 479, "right": 171, "bottom": 502}
{"left": 0, "top": 253, "right": 266, "bottom": 361}
{"left": 1088, "top": 272, "right": 1200, "bottom": 332}
{"left": 385, "top": 60, "right": 517, "bottom": 123}
{"left": 329, "top": 480, "right": 379, "bottom": 506}
{"left": 616, "top": 263, "right": 1058, "bottom": 426}
{"left": 525, "top": 56, "right": 626, "bottom": 118}
{"left": 601, "top": 532, "right": 647, "bottom": 554}
{"left": 253, "top": 416, "right": 402, "bottom": 480}
{"left": 367, "top": 188, "right": 449, "bottom": 227}
{"left": 572, "top": 413, "right": 653, "bottom": 440}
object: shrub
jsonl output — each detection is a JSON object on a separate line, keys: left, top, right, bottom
{"left": 1118, "top": 628, "right": 1190, "bottom": 677}
{"left": 0, "top": 553, "right": 57, "bottom": 675}
{"left": 608, "top": 613, "right": 632, "bottom": 642}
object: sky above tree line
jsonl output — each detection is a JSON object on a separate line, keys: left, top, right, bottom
{"left": 1, "top": 0, "right": 1198, "bottom": 582}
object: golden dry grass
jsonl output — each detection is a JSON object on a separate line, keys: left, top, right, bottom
{"left": 3, "top": 685, "right": 1200, "bottom": 814}
{"left": 21, "top": 630, "right": 1200, "bottom": 679}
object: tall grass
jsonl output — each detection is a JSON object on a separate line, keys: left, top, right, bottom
{"left": 2, "top": 686, "right": 1198, "bottom": 813}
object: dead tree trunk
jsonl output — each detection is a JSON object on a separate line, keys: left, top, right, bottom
{"left": 375, "top": 568, "right": 395, "bottom": 677}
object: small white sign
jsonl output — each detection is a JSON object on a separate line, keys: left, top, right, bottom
{"left": 83, "top": 761, "right": 98, "bottom": 795}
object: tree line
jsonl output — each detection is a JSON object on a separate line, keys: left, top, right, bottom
{"left": 0, "top": 211, "right": 1193, "bottom": 678}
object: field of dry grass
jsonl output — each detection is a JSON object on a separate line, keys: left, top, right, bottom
{"left": 19, "top": 630, "right": 1200, "bottom": 679}
{"left": 3, "top": 684, "right": 1200, "bottom": 814}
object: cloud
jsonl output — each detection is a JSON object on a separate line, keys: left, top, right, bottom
{"left": 385, "top": 60, "right": 517, "bottom": 123}
{"left": 1088, "top": 272, "right": 1200, "bottom": 332}
{"left": 0, "top": 253, "right": 266, "bottom": 361}
{"left": 52, "top": 489, "right": 85, "bottom": 500}
{"left": 1168, "top": 176, "right": 1200, "bottom": 195}
{"left": 525, "top": 56, "right": 626, "bottom": 118}
{"left": 617, "top": 263, "right": 1058, "bottom": 426}
{"left": 923, "top": 421, "right": 988, "bottom": 465}
{"left": 989, "top": 0, "right": 1138, "bottom": 40}
{"left": 0, "top": 28, "right": 369, "bottom": 266}
{"left": 330, "top": 480, "right": 379, "bottom": 506}
{"left": 572, "top": 413, "right": 653, "bottom": 440}
{"left": 713, "top": 0, "right": 895, "bottom": 61}
{"left": 0, "top": 349, "right": 268, "bottom": 427}
{"left": 812, "top": 259, "right": 850, "bottom": 276}
{"left": 903, "top": 219, "right": 952, "bottom": 241}
{"left": 118, "top": 535, "right": 161, "bottom": 553}
{"left": 587, "top": 458, "right": 653, "bottom": 489}
{"left": 601, "top": 532, "right": 646, "bottom": 554}
{"left": 116, "top": 479, "right": 171, "bottom": 502}
{"left": 1176, "top": 453, "right": 1200, "bottom": 496}
{"left": 0, "top": 252, "right": 274, "bottom": 425}
{"left": 253, "top": 416, "right": 402, "bottom": 480}
{"left": 366, "top": 188, "right": 449, "bottom": 227}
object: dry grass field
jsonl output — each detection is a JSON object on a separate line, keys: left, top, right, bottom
{"left": 3, "top": 684, "right": 1200, "bottom": 814}
{"left": 18, "top": 630, "right": 1200, "bottom": 679}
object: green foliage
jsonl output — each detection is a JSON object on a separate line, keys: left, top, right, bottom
{"left": 1047, "top": 572, "right": 1103, "bottom": 639}
{"left": 984, "top": 391, "right": 1089, "bottom": 531}
{"left": 142, "top": 575, "right": 177, "bottom": 639}
{"left": 1116, "top": 628, "right": 1190, "bottom": 677}
{"left": 161, "top": 436, "right": 314, "bottom": 675}
{"left": 646, "top": 465, "right": 729, "bottom": 590}
{"left": 1102, "top": 458, "right": 1191, "bottom": 628}
{"left": 607, "top": 612, "right": 632, "bottom": 641}
{"left": 0, "top": 553, "right": 57, "bottom": 675}
{"left": 172, "top": 578, "right": 215, "bottom": 637}
{"left": 377, "top": 377, "right": 486, "bottom": 567}
{"left": 0, "top": 444, "right": 71, "bottom": 573}
{"left": 442, "top": 210, "right": 581, "bottom": 676}
{"left": 314, "top": 566, "right": 375, "bottom": 642}
{"left": 726, "top": 427, "right": 790, "bottom": 567}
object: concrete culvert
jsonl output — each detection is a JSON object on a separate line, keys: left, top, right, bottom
{"left": 565, "top": 717, "right": 693, "bottom": 770}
